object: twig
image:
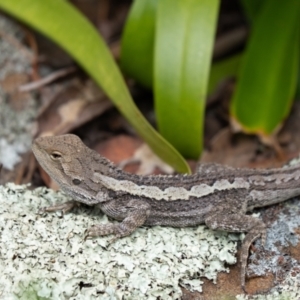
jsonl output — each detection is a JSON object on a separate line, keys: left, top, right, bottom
{"left": 18, "top": 66, "right": 76, "bottom": 92}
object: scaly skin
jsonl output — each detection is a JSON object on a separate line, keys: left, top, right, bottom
{"left": 32, "top": 134, "right": 300, "bottom": 291}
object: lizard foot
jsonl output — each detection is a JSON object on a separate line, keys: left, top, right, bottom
{"left": 84, "top": 223, "right": 121, "bottom": 241}
{"left": 38, "top": 200, "right": 79, "bottom": 215}
{"left": 205, "top": 210, "right": 267, "bottom": 291}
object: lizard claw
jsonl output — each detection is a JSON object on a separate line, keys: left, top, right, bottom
{"left": 241, "top": 283, "right": 247, "bottom": 294}
{"left": 240, "top": 269, "right": 247, "bottom": 294}
{"left": 107, "top": 235, "right": 121, "bottom": 245}
{"left": 83, "top": 231, "right": 90, "bottom": 241}
{"left": 260, "top": 231, "right": 267, "bottom": 248}
{"left": 38, "top": 207, "right": 47, "bottom": 214}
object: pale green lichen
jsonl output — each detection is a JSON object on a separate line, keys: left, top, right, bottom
{"left": 0, "top": 183, "right": 238, "bottom": 299}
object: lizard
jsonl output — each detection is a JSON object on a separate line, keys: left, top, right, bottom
{"left": 32, "top": 134, "right": 300, "bottom": 291}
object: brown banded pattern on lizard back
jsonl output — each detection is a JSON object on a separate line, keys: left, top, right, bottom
{"left": 32, "top": 134, "right": 300, "bottom": 291}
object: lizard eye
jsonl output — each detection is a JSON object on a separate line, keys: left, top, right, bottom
{"left": 50, "top": 151, "right": 62, "bottom": 160}
{"left": 72, "top": 179, "right": 81, "bottom": 185}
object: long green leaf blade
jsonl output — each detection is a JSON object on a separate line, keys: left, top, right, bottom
{"left": 120, "top": 0, "right": 158, "bottom": 89}
{"left": 230, "top": 0, "right": 300, "bottom": 136}
{"left": 240, "top": 0, "right": 263, "bottom": 21}
{"left": 155, "top": 0, "right": 219, "bottom": 158}
{"left": 0, "top": 0, "right": 190, "bottom": 173}
{"left": 208, "top": 53, "right": 242, "bottom": 95}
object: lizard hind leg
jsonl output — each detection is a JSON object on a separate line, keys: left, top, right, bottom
{"left": 205, "top": 211, "right": 267, "bottom": 291}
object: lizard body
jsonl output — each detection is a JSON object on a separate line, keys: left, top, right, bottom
{"left": 32, "top": 134, "right": 300, "bottom": 290}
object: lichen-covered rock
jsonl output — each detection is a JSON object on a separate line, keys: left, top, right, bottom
{"left": 0, "top": 183, "right": 238, "bottom": 299}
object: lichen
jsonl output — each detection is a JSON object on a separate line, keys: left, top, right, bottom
{"left": 0, "top": 183, "right": 238, "bottom": 299}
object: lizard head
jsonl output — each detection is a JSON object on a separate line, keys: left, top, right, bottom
{"left": 32, "top": 134, "right": 89, "bottom": 187}
{"left": 32, "top": 134, "right": 122, "bottom": 204}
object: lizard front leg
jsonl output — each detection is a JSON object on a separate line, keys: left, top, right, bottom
{"left": 86, "top": 199, "right": 151, "bottom": 242}
{"left": 205, "top": 210, "right": 267, "bottom": 291}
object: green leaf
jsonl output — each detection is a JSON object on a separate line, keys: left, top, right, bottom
{"left": 120, "top": 0, "right": 158, "bottom": 89}
{"left": 296, "top": 57, "right": 300, "bottom": 100}
{"left": 208, "top": 53, "right": 242, "bottom": 95}
{"left": 240, "top": 0, "right": 263, "bottom": 21}
{"left": 155, "top": 0, "right": 220, "bottom": 158}
{"left": 0, "top": 0, "right": 190, "bottom": 173}
{"left": 230, "top": 0, "right": 300, "bottom": 136}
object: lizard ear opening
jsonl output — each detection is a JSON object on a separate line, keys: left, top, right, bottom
{"left": 50, "top": 151, "right": 62, "bottom": 161}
